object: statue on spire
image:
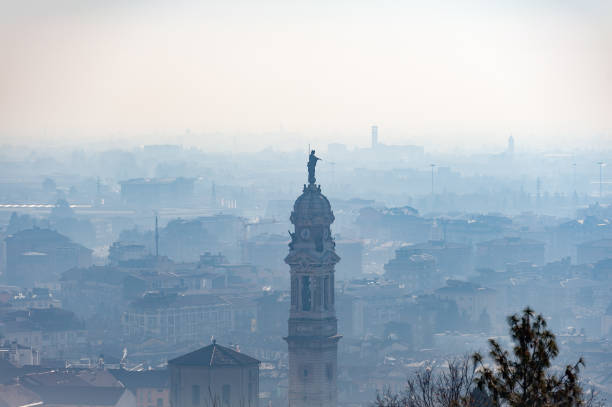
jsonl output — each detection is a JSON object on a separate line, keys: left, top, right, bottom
{"left": 307, "top": 150, "right": 321, "bottom": 185}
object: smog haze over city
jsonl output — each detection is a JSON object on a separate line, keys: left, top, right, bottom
{"left": 0, "top": 1, "right": 611, "bottom": 406}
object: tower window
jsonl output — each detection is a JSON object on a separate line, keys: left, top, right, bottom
{"left": 303, "top": 369, "right": 308, "bottom": 377}
{"left": 324, "top": 277, "right": 329, "bottom": 310}
{"left": 301, "top": 276, "right": 311, "bottom": 311}
{"left": 291, "top": 277, "right": 298, "bottom": 307}
{"left": 222, "top": 384, "right": 230, "bottom": 405}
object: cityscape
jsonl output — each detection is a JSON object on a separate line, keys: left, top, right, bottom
{"left": 0, "top": 1, "right": 611, "bottom": 406}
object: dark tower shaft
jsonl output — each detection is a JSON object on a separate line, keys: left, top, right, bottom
{"left": 285, "top": 178, "right": 341, "bottom": 407}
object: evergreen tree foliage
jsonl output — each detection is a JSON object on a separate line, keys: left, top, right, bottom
{"left": 374, "top": 308, "right": 602, "bottom": 407}
{"left": 473, "top": 307, "right": 599, "bottom": 407}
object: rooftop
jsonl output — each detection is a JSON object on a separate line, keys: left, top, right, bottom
{"left": 578, "top": 238, "right": 612, "bottom": 249}
{"left": 477, "top": 236, "right": 545, "bottom": 247}
{"left": 168, "top": 342, "right": 259, "bottom": 367}
{"left": 435, "top": 280, "right": 495, "bottom": 295}
{"left": 291, "top": 183, "right": 334, "bottom": 225}
{"left": 25, "top": 385, "right": 126, "bottom": 406}
{"left": 108, "top": 369, "right": 169, "bottom": 389}
{"left": 0, "top": 384, "right": 41, "bottom": 407}
{"left": 130, "top": 293, "right": 227, "bottom": 311}
{"left": 120, "top": 177, "right": 193, "bottom": 185}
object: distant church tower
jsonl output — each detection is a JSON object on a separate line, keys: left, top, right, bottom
{"left": 285, "top": 151, "right": 341, "bottom": 407}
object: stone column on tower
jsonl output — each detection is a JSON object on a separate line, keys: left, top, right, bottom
{"left": 284, "top": 165, "right": 341, "bottom": 407}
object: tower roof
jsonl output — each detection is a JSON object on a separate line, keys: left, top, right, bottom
{"left": 290, "top": 184, "right": 334, "bottom": 225}
{"left": 168, "top": 342, "right": 259, "bottom": 367}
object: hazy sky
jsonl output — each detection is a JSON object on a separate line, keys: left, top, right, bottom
{"left": 1, "top": 0, "right": 611, "bottom": 151}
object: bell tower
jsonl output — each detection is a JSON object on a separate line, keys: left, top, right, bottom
{"left": 285, "top": 153, "right": 341, "bottom": 407}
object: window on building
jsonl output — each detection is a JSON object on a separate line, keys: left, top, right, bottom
{"left": 301, "top": 276, "right": 311, "bottom": 311}
{"left": 222, "top": 384, "right": 230, "bottom": 405}
{"left": 291, "top": 277, "right": 298, "bottom": 307}
{"left": 192, "top": 385, "right": 200, "bottom": 406}
{"left": 324, "top": 277, "right": 329, "bottom": 310}
{"left": 315, "top": 277, "right": 323, "bottom": 309}
{"left": 157, "top": 398, "right": 163, "bottom": 407}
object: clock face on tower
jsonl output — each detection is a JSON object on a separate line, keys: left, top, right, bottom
{"left": 300, "top": 228, "right": 310, "bottom": 240}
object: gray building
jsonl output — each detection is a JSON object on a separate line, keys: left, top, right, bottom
{"left": 122, "top": 293, "right": 231, "bottom": 345}
{"left": 5, "top": 228, "right": 92, "bottom": 287}
{"left": 169, "top": 341, "right": 260, "bottom": 407}
{"left": 577, "top": 239, "right": 612, "bottom": 265}
{"left": 476, "top": 237, "right": 545, "bottom": 270}
{"left": 119, "top": 177, "right": 194, "bottom": 207}
{"left": 384, "top": 250, "right": 440, "bottom": 292}
{"left": 405, "top": 240, "right": 472, "bottom": 276}
{"left": 335, "top": 240, "right": 363, "bottom": 281}
{"left": 240, "top": 233, "right": 288, "bottom": 272}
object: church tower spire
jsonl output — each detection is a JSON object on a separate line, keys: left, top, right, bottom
{"left": 285, "top": 154, "right": 341, "bottom": 407}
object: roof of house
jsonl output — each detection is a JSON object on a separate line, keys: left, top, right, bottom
{"left": 60, "top": 266, "right": 128, "bottom": 285}
{"left": 435, "top": 280, "right": 496, "bottom": 296}
{"left": 402, "top": 240, "right": 470, "bottom": 252}
{"left": 0, "top": 359, "right": 51, "bottom": 385}
{"left": 6, "top": 228, "right": 92, "bottom": 253}
{"left": 27, "top": 385, "right": 126, "bottom": 406}
{"left": 108, "top": 369, "right": 169, "bottom": 389}
{"left": 76, "top": 370, "right": 123, "bottom": 387}
{"left": 477, "top": 236, "right": 545, "bottom": 247}
{"left": 168, "top": 342, "right": 260, "bottom": 367}
{"left": 577, "top": 238, "right": 612, "bottom": 249}
{"left": 0, "top": 383, "right": 42, "bottom": 407}
{"left": 20, "top": 371, "right": 90, "bottom": 387}
{"left": 130, "top": 293, "right": 227, "bottom": 311}
{"left": 6, "top": 228, "right": 70, "bottom": 244}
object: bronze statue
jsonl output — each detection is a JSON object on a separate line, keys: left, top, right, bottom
{"left": 307, "top": 150, "right": 321, "bottom": 185}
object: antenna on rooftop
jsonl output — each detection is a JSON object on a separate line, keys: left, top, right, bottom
{"left": 154, "top": 212, "right": 159, "bottom": 258}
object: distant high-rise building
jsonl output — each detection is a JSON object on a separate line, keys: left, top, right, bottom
{"left": 285, "top": 157, "right": 341, "bottom": 407}
{"left": 507, "top": 135, "right": 515, "bottom": 154}
{"left": 371, "top": 125, "right": 378, "bottom": 149}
